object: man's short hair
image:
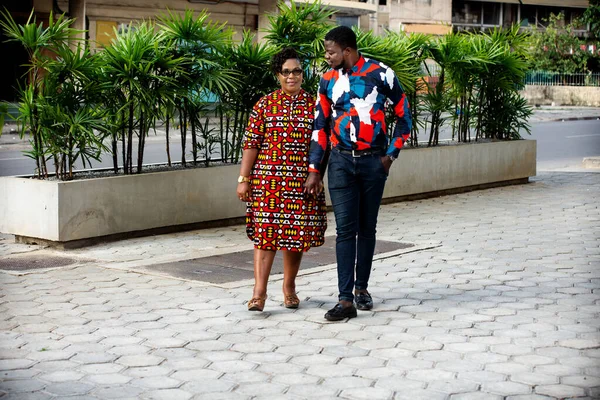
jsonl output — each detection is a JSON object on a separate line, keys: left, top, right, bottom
{"left": 324, "top": 26, "right": 357, "bottom": 50}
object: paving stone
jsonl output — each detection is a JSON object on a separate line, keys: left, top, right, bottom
{"left": 512, "top": 355, "right": 556, "bottom": 366}
{"left": 77, "top": 363, "right": 124, "bottom": 374}
{"left": 407, "top": 369, "right": 455, "bottom": 382}
{"left": 44, "top": 381, "right": 94, "bottom": 396}
{"left": 71, "top": 352, "right": 118, "bottom": 364}
{"left": 234, "top": 382, "right": 288, "bottom": 396}
{"left": 451, "top": 393, "right": 502, "bottom": 400}
{"left": 393, "top": 388, "right": 449, "bottom": 400}
{"left": 257, "top": 362, "right": 303, "bottom": 375}
{"left": 483, "top": 381, "right": 532, "bottom": 395}
{"left": 92, "top": 384, "right": 145, "bottom": 398}
{"left": 559, "top": 339, "right": 600, "bottom": 349}
{"left": 116, "top": 354, "right": 164, "bottom": 368}
{"left": 130, "top": 376, "right": 181, "bottom": 389}
{"left": 186, "top": 340, "right": 231, "bottom": 351}
{"left": 535, "top": 384, "right": 586, "bottom": 398}
{"left": 0, "top": 393, "right": 54, "bottom": 400}
{"left": 39, "top": 370, "right": 84, "bottom": 382}
{"left": 427, "top": 379, "right": 480, "bottom": 394}
{"left": 0, "top": 379, "right": 46, "bottom": 392}
{"left": 0, "top": 359, "right": 36, "bottom": 370}
{"left": 305, "top": 364, "right": 351, "bottom": 378}
{"left": 209, "top": 360, "right": 257, "bottom": 372}
{"left": 458, "top": 370, "right": 506, "bottom": 383}
{"left": 289, "top": 354, "right": 338, "bottom": 366}
{"left": 510, "top": 372, "right": 559, "bottom": 386}
{"left": 143, "top": 389, "right": 193, "bottom": 400}
{"left": 321, "top": 376, "right": 373, "bottom": 388}
{"left": 560, "top": 375, "right": 600, "bottom": 387}
{"left": 85, "top": 373, "right": 132, "bottom": 384}
{"left": 339, "top": 386, "right": 394, "bottom": 400}
{"left": 286, "top": 384, "right": 339, "bottom": 398}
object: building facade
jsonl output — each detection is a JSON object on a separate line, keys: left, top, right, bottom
{"left": 0, "top": 0, "right": 591, "bottom": 101}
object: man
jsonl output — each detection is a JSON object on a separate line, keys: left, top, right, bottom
{"left": 305, "top": 26, "right": 412, "bottom": 321}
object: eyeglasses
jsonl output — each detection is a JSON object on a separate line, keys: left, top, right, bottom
{"left": 280, "top": 68, "right": 303, "bottom": 77}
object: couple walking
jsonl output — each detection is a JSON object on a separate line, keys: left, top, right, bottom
{"left": 236, "top": 26, "right": 412, "bottom": 321}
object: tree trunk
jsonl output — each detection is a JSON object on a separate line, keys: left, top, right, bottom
{"left": 191, "top": 107, "right": 197, "bottom": 165}
{"left": 121, "top": 111, "right": 126, "bottom": 174}
{"left": 166, "top": 114, "right": 171, "bottom": 167}
{"left": 112, "top": 130, "right": 118, "bottom": 174}
{"left": 126, "top": 101, "right": 134, "bottom": 174}
{"left": 137, "top": 111, "right": 145, "bottom": 173}
{"left": 180, "top": 104, "right": 187, "bottom": 167}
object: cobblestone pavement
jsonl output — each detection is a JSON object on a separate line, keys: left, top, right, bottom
{"left": 0, "top": 171, "right": 599, "bottom": 400}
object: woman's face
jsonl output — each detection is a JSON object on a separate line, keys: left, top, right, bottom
{"left": 277, "top": 58, "right": 303, "bottom": 96}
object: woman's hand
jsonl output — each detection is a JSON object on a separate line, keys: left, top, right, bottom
{"left": 237, "top": 182, "right": 251, "bottom": 202}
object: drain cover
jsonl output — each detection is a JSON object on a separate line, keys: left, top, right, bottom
{"left": 0, "top": 255, "right": 79, "bottom": 271}
{"left": 144, "top": 237, "right": 414, "bottom": 284}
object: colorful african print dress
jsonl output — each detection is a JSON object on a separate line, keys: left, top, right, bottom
{"left": 243, "top": 89, "right": 327, "bottom": 252}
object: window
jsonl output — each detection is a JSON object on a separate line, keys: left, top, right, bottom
{"left": 452, "top": 0, "right": 481, "bottom": 25}
{"left": 520, "top": 5, "right": 536, "bottom": 27}
{"left": 503, "top": 4, "right": 518, "bottom": 26}
{"left": 337, "top": 16, "right": 359, "bottom": 28}
{"left": 482, "top": 2, "right": 500, "bottom": 25}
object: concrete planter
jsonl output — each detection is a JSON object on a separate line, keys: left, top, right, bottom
{"left": 0, "top": 140, "right": 536, "bottom": 247}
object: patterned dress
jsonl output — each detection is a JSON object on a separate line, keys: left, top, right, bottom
{"left": 243, "top": 89, "right": 327, "bottom": 252}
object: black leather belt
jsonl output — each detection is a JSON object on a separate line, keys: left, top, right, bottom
{"left": 333, "top": 146, "right": 383, "bottom": 158}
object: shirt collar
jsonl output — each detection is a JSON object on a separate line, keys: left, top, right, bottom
{"left": 342, "top": 54, "right": 366, "bottom": 75}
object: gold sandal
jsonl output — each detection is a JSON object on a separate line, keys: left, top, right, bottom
{"left": 283, "top": 293, "right": 300, "bottom": 309}
{"left": 248, "top": 295, "right": 267, "bottom": 312}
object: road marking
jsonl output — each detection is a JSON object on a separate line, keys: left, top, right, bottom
{"left": 565, "top": 133, "right": 600, "bottom": 138}
{"left": 0, "top": 157, "right": 27, "bottom": 161}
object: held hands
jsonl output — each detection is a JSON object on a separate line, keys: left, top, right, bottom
{"left": 237, "top": 182, "right": 251, "bottom": 202}
{"left": 303, "top": 172, "right": 323, "bottom": 198}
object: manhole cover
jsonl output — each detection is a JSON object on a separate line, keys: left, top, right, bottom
{"left": 0, "top": 255, "right": 80, "bottom": 271}
{"left": 144, "top": 237, "right": 415, "bottom": 284}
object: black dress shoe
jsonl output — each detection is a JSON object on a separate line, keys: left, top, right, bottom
{"left": 324, "top": 303, "right": 357, "bottom": 321}
{"left": 355, "top": 292, "right": 373, "bottom": 310}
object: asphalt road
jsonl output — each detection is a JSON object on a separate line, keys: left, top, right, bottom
{"left": 1, "top": 119, "right": 599, "bottom": 177}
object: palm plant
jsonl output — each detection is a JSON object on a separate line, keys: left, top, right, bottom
{"left": 426, "top": 33, "right": 475, "bottom": 145}
{"left": 101, "top": 22, "right": 185, "bottom": 174}
{"left": 39, "top": 45, "right": 109, "bottom": 179}
{"left": 471, "top": 26, "right": 532, "bottom": 140}
{"left": 264, "top": 0, "right": 334, "bottom": 93}
{"left": 218, "top": 30, "right": 278, "bottom": 163}
{"left": 158, "top": 9, "right": 238, "bottom": 166}
{"left": 356, "top": 29, "right": 426, "bottom": 146}
{"left": 0, "top": 10, "right": 82, "bottom": 178}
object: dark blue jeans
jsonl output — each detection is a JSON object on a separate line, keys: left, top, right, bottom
{"left": 327, "top": 148, "right": 388, "bottom": 302}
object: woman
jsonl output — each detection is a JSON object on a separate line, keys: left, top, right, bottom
{"left": 236, "top": 48, "right": 327, "bottom": 312}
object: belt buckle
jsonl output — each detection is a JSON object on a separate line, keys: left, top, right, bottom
{"left": 351, "top": 149, "right": 360, "bottom": 158}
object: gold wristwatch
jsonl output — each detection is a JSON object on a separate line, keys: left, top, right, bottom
{"left": 238, "top": 175, "right": 250, "bottom": 183}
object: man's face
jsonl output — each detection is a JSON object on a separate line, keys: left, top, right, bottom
{"left": 324, "top": 40, "right": 347, "bottom": 70}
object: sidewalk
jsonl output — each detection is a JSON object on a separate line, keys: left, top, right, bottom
{"left": 0, "top": 170, "right": 598, "bottom": 399}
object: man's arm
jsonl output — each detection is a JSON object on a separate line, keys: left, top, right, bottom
{"left": 385, "top": 69, "right": 413, "bottom": 159}
{"left": 308, "top": 77, "right": 332, "bottom": 175}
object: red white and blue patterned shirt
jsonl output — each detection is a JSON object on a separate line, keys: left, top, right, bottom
{"left": 308, "top": 55, "right": 412, "bottom": 174}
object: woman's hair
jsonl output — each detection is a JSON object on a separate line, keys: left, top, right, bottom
{"left": 325, "top": 26, "right": 357, "bottom": 50}
{"left": 271, "top": 47, "right": 301, "bottom": 75}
